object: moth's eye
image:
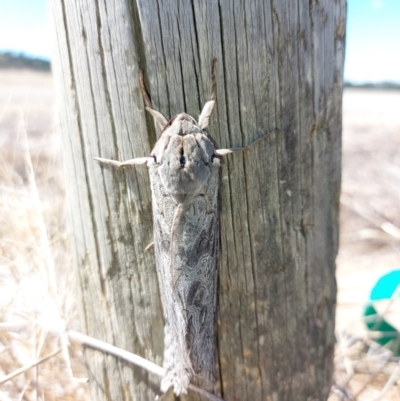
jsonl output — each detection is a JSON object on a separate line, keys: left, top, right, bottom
{"left": 211, "top": 154, "right": 220, "bottom": 165}
{"left": 179, "top": 155, "right": 186, "bottom": 168}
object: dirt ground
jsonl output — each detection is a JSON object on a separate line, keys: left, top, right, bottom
{"left": 0, "top": 70, "right": 399, "bottom": 400}
{"left": 333, "top": 89, "right": 400, "bottom": 401}
{"left": 337, "top": 89, "right": 400, "bottom": 334}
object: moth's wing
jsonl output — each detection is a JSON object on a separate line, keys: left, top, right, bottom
{"left": 176, "top": 216, "right": 219, "bottom": 391}
{"left": 172, "top": 168, "right": 220, "bottom": 392}
{"left": 148, "top": 166, "right": 193, "bottom": 395}
{"left": 149, "top": 157, "right": 219, "bottom": 395}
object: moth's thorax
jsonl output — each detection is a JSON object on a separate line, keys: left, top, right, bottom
{"left": 151, "top": 113, "right": 219, "bottom": 202}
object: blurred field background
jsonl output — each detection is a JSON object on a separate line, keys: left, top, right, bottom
{"left": 333, "top": 88, "right": 400, "bottom": 400}
{"left": 0, "top": 66, "right": 399, "bottom": 400}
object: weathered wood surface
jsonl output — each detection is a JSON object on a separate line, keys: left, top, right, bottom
{"left": 49, "top": 0, "right": 346, "bottom": 400}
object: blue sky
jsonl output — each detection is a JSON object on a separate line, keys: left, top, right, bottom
{"left": 346, "top": 0, "right": 400, "bottom": 83}
{"left": 0, "top": 0, "right": 399, "bottom": 83}
{"left": 0, "top": 0, "right": 50, "bottom": 60}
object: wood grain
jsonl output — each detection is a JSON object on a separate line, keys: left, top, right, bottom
{"left": 49, "top": 0, "right": 346, "bottom": 400}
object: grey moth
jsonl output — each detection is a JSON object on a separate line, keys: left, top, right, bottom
{"left": 95, "top": 59, "right": 273, "bottom": 396}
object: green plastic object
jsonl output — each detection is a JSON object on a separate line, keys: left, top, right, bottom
{"left": 363, "top": 269, "right": 400, "bottom": 356}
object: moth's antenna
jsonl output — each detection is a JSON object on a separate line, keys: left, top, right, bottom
{"left": 198, "top": 58, "right": 217, "bottom": 129}
{"left": 139, "top": 70, "right": 168, "bottom": 129}
{"left": 139, "top": 70, "right": 153, "bottom": 109}
{"left": 210, "top": 58, "right": 217, "bottom": 101}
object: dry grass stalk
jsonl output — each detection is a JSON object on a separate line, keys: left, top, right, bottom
{"left": 0, "top": 349, "right": 63, "bottom": 385}
{"left": 330, "top": 331, "right": 400, "bottom": 400}
{"left": 0, "top": 75, "right": 87, "bottom": 400}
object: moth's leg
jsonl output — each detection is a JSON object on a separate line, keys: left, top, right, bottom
{"left": 215, "top": 128, "right": 278, "bottom": 156}
{"left": 93, "top": 157, "right": 123, "bottom": 168}
{"left": 145, "top": 242, "right": 154, "bottom": 251}
{"left": 155, "top": 388, "right": 176, "bottom": 401}
{"left": 93, "top": 156, "right": 153, "bottom": 168}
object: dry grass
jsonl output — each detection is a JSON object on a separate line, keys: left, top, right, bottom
{"left": 0, "top": 70, "right": 87, "bottom": 401}
{"left": 0, "top": 71, "right": 399, "bottom": 400}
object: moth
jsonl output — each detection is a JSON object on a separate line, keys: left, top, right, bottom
{"left": 95, "top": 59, "right": 274, "bottom": 395}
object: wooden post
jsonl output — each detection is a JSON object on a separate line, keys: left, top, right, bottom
{"left": 49, "top": 1, "right": 346, "bottom": 400}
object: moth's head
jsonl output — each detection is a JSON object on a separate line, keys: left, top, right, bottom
{"left": 161, "top": 113, "right": 203, "bottom": 137}
{"left": 144, "top": 62, "right": 218, "bottom": 201}
{"left": 150, "top": 113, "right": 219, "bottom": 202}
